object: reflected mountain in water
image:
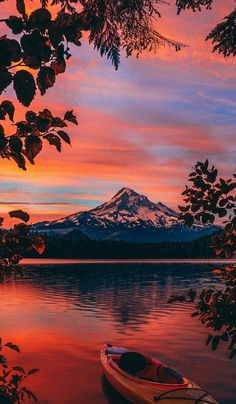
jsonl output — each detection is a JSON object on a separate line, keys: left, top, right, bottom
{"left": 21, "top": 264, "right": 218, "bottom": 332}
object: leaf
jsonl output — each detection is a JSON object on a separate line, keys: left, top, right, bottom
{"left": 57, "top": 130, "right": 71, "bottom": 145}
{"left": 1, "top": 100, "right": 15, "bottom": 121}
{"left": 6, "top": 16, "right": 24, "bottom": 34}
{"left": 0, "top": 124, "right": 4, "bottom": 136}
{"left": 25, "top": 111, "right": 37, "bottom": 122}
{"left": 9, "top": 136, "right": 23, "bottom": 155}
{"left": 13, "top": 366, "right": 25, "bottom": 374}
{"left": 32, "top": 237, "right": 45, "bottom": 255}
{"left": 64, "top": 110, "right": 78, "bottom": 125}
{"left": 64, "top": 24, "right": 82, "bottom": 46}
{"left": 51, "top": 59, "right": 66, "bottom": 75}
{"left": 52, "top": 117, "right": 67, "bottom": 128}
{"left": 191, "top": 311, "right": 200, "bottom": 317}
{"left": 16, "top": 0, "right": 26, "bottom": 16}
{"left": 9, "top": 210, "right": 30, "bottom": 223}
{"left": 202, "top": 212, "right": 215, "bottom": 224}
{"left": 44, "top": 133, "right": 61, "bottom": 152}
{"left": 207, "top": 169, "right": 218, "bottom": 183}
{"left": 217, "top": 208, "right": 227, "bottom": 218}
{"left": 206, "top": 334, "right": 213, "bottom": 346}
{"left": 5, "top": 342, "right": 20, "bottom": 352}
{"left": 8, "top": 39, "right": 22, "bottom": 62}
{"left": 37, "top": 66, "right": 55, "bottom": 95}
{"left": 13, "top": 70, "right": 36, "bottom": 106}
{"left": 211, "top": 336, "right": 221, "bottom": 351}
{"left": 178, "top": 205, "right": 190, "bottom": 213}
{"left": 180, "top": 212, "right": 194, "bottom": 228}
{"left": 25, "top": 135, "right": 42, "bottom": 164}
{"left": 187, "top": 288, "right": 196, "bottom": 301}
{"left": 0, "top": 38, "right": 12, "bottom": 67}
{"left": 29, "top": 7, "right": 51, "bottom": 30}
{"left": 11, "top": 152, "right": 26, "bottom": 170}
{"left": 221, "top": 332, "right": 229, "bottom": 342}
{"left": 22, "top": 388, "right": 37, "bottom": 402}
{"left": 0, "top": 69, "right": 13, "bottom": 93}
{"left": 27, "top": 368, "right": 39, "bottom": 376}
{"left": 21, "top": 32, "right": 40, "bottom": 56}
{"left": 0, "top": 131, "right": 8, "bottom": 151}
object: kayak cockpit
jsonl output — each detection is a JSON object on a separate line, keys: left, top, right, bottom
{"left": 107, "top": 349, "right": 186, "bottom": 386}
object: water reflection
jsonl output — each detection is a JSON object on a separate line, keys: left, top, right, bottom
{"left": 102, "top": 376, "right": 130, "bottom": 404}
{"left": 19, "top": 264, "right": 217, "bottom": 331}
{"left": 0, "top": 264, "right": 235, "bottom": 404}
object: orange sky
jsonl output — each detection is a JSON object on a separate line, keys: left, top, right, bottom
{"left": 0, "top": 0, "right": 235, "bottom": 226}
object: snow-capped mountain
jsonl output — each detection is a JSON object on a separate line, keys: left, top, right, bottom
{"left": 32, "top": 187, "right": 218, "bottom": 242}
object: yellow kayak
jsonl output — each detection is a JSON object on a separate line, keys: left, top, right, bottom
{"left": 100, "top": 344, "right": 218, "bottom": 404}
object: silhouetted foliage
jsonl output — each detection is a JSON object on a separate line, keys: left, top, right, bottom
{"left": 0, "top": 1, "right": 235, "bottom": 169}
{"left": 0, "top": 338, "right": 38, "bottom": 403}
{"left": 176, "top": 0, "right": 213, "bottom": 14}
{"left": 176, "top": 0, "right": 236, "bottom": 57}
{"left": 0, "top": 102, "right": 77, "bottom": 169}
{"left": 206, "top": 9, "right": 236, "bottom": 57}
{"left": 0, "top": 0, "right": 183, "bottom": 100}
{"left": 0, "top": 210, "right": 45, "bottom": 285}
{"left": 0, "top": 211, "right": 42, "bottom": 402}
{"left": 169, "top": 161, "right": 236, "bottom": 358}
{"left": 0, "top": 0, "right": 234, "bottom": 108}
{"left": 179, "top": 160, "right": 236, "bottom": 259}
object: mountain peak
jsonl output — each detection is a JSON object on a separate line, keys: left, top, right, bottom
{"left": 111, "top": 187, "right": 139, "bottom": 200}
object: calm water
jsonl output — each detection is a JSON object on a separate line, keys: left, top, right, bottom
{"left": 0, "top": 263, "right": 235, "bottom": 404}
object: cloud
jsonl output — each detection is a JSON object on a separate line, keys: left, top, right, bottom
{"left": 0, "top": 1, "right": 234, "bottom": 224}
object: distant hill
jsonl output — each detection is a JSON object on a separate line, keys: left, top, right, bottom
{"left": 32, "top": 187, "right": 219, "bottom": 243}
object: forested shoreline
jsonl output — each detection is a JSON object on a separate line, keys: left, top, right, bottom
{"left": 26, "top": 233, "right": 216, "bottom": 259}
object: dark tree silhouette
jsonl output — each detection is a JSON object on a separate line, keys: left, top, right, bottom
{"left": 169, "top": 161, "right": 236, "bottom": 358}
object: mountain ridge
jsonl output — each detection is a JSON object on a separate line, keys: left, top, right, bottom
{"left": 32, "top": 187, "right": 218, "bottom": 242}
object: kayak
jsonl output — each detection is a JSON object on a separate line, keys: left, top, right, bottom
{"left": 100, "top": 344, "right": 218, "bottom": 404}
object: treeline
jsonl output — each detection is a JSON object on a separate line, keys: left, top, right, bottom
{"left": 27, "top": 233, "right": 216, "bottom": 259}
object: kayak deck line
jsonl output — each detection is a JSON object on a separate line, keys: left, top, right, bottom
{"left": 154, "top": 387, "right": 216, "bottom": 403}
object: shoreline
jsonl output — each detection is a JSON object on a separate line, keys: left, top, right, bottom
{"left": 22, "top": 258, "right": 236, "bottom": 265}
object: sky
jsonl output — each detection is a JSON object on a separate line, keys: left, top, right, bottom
{"left": 0, "top": 0, "right": 236, "bottom": 226}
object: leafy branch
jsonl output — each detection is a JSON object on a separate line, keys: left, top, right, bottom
{"left": 0, "top": 338, "right": 38, "bottom": 403}
{"left": 169, "top": 161, "right": 236, "bottom": 358}
{"left": 0, "top": 210, "right": 46, "bottom": 282}
{"left": 0, "top": 100, "right": 77, "bottom": 170}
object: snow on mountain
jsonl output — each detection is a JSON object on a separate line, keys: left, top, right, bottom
{"left": 32, "top": 187, "right": 218, "bottom": 242}
{"left": 87, "top": 187, "right": 178, "bottom": 228}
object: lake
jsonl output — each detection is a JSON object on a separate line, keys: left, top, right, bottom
{"left": 0, "top": 262, "right": 235, "bottom": 403}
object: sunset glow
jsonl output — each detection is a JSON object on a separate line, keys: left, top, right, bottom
{"left": 0, "top": 1, "right": 235, "bottom": 226}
